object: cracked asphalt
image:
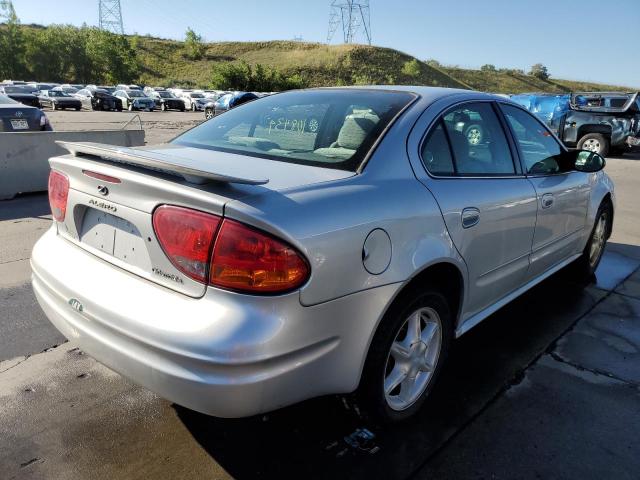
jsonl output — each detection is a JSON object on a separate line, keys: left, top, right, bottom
{"left": 1, "top": 113, "right": 639, "bottom": 479}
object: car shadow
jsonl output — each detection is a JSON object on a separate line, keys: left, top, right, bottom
{"left": 175, "top": 244, "right": 639, "bottom": 480}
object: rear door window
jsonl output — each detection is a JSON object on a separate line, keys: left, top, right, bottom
{"left": 440, "top": 103, "right": 516, "bottom": 176}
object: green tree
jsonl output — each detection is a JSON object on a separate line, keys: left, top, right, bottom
{"left": 0, "top": 5, "right": 27, "bottom": 79}
{"left": 401, "top": 59, "right": 421, "bottom": 78}
{"left": 184, "top": 28, "right": 205, "bottom": 60}
{"left": 480, "top": 64, "right": 497, "bottom": 72}
{"left": 89, "top": 29, "right": 140, "bottom": 83}
{"left": 210, "top": 61, "right": 305, "bottom": 91}
{"left": 529, "top": 63, "right": 550, "bottom": 80}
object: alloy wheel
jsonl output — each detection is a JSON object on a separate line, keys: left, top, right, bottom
{"left": 589, "top": 212, "right": 608, "bottom": 267}
{"left": 467, "top": 127, "right": 482, "bottom": 145}
{"left": 583, "top": 138, "right": 601, "bottom": 153}
{"left": 383, "top": 307, "right": 443, "bottom": 411}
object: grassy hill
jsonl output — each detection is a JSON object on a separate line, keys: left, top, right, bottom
{"left": 132, "top": 37, "right": 635, "bottom": 93}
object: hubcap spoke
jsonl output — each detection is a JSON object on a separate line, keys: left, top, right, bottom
{"left": 421, "top": 322, "right": 439, "bottom": 346}
{"left": 407, "top": 312, "right": 422, "bottom": 343}
{"left": 385, "top": 366, "right": 407, "bottom": 395}
{"left": 390, "top": 341, "right": 411, "bottom": 361}
{"left": 399, "top": 376, "right": 416, "bottom": 402}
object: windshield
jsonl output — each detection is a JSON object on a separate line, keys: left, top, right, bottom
{"left": 173, "top": 89, "right": 415, "bottom": 171}
{"left": 128, "top": 90, "right": 145, "bottom": 98}
{"left": 49, "top": 91, "right": 70, "bottom": 97}
{"left": 159, "top": 91, "right": 173, "bottom": 98}
{"left": 3, "top": 86, "right": 27, "bottom": 94}
{"left": 190, "top": 93, "right": 204, "bottom": 98}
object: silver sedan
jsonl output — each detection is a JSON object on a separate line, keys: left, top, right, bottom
{"left": 32, "top": 87, "right": 614, "bottom": 423}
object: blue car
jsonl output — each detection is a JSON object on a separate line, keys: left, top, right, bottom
{"left": 204, "top": 91, "right": 259, "bottom": 119}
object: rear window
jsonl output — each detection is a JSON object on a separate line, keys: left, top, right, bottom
{"left": 173, "top": 89, "right": 415, "bottom": 171}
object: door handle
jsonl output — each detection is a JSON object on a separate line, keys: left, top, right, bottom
{"left": 461, "top": 208, "right": 480, "bottom": 229}
{"left": 541, "top": 193, "right": 554, "bottom": 209}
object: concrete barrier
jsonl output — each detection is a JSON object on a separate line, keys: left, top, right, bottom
{"left": 0, "top": 129, "right": 145, "bottom": 200}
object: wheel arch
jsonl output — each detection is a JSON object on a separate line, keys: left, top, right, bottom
{"left": 353, "top": 259, "right": 465, "bottom": 391}
{"left": 578, "top": 124, "right": 612, "bottom": 140}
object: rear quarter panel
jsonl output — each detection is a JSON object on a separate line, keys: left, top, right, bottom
{"left": 224, "top": 101, "right": 466, "bottom": 307}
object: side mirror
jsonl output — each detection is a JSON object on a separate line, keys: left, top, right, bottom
{"left": 574, "top": 150, "right": 605, "bottom": 173}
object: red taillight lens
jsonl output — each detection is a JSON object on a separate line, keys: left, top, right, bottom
{"left": 48, "top": 170, "right": 69, "bottom": 222}
{"left": 152, "top": 206, "right": 221, "bottom": 283}
{"left": 210, "top": 219, "right": 310, "bottom": 293}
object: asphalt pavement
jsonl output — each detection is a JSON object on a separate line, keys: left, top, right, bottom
{"left": 1, "top": 112, "right": 639, "bottom": 479}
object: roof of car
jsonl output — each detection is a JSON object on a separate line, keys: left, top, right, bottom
{"left": 300, "top": 85, "right": 502, "bottom": 102}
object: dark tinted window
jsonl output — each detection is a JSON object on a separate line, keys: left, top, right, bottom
{"left": 442, "top": 103, "right": 515, "bottom": 175}
{"left": 421, "top": 121, "right": 455, "bottom": 176}
{"left": 501, "top": 104, "right": 565, "bottom": 174}
{"left": 173, "top": 89, "right": 414, "bottom": 171}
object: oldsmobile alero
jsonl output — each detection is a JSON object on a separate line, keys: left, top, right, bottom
{"left": 32, "top": 87, "right": 614, "bottom": 422}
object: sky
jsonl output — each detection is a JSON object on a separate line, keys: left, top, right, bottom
{"left": 11, "top": 0, "right": 640, "bottom": 87}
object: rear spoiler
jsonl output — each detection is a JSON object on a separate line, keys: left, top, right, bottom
{"left": 55, "top": 141, "right": 269, "bottom": 185}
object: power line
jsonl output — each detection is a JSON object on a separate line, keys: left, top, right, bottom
{"left": 99, "top": 0, "right": 124, "bottom": 35}
{"left": 327, "top": 0, "right": 371, "bottom": 45}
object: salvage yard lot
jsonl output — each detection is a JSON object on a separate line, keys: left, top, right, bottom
{"left": 1, "top": 111, "right": 639, "bottom": 479}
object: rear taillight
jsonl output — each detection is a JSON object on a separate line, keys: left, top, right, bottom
{"left": 152, "top": 206, "right": 221, "bottom": 283}
{"left": 210, "top": 219, "right": 310, "bottom": 293}
{"left": 151, "top": 206, "right": 310, "bottom": 293}
{"left": 48, "top": 170, "right": 69, "bottom": 222}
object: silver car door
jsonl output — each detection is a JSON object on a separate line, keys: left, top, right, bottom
{"left": 499, "top": 104, "right": 590, "bottom": 279}
{"left": 419, "top": 102, "right": 537, "bottom": 319}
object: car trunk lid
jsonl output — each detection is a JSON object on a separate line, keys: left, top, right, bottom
{"left": 50, "top": 142, "right": 353, "bottom": 297}
{"left": 0, "top": 106, "right": 41, "bottom": 131}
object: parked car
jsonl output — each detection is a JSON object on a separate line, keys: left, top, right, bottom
{"left": 0, "top": 94, "right": 51, "bottom": 131}
{"left": 147, "top": 90, "right": 185, "bottom": 112}
{"left": 114, "top": 89, "right": 156, "bottom": 111}
{"left": 39, "top": 90, "right": 82, "bottom": 111}
{"left": 34, "top": 83, "right": 59, "bottom": 92}
{"left": 96, "top": 85, "right": 116, "bottom": 94}
{"left": 204, "top": 91, "right": 258, "bottom": 119}
{"left": 0, "top": 85, "right": 41, "bottom": 108}
{"left": 75, "top": 88, "right": 123, "bottom": 111}
{"left": 181, "top": 91, "right": 211, "bottom": 112}
{"left": 33, "top": 87, "right": 614, "bottom": 423}
{"left": 511, "top": 92, "right": 640, "bottom": 156}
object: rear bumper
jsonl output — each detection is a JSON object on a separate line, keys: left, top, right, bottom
{"left": 32, "top": 227, "right": 398, "bottom": 417}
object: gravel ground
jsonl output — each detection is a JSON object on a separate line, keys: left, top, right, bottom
{"left": 46, "top": 109, "right": 205, "bottom": 145}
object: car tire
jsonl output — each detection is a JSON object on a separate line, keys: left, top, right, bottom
{"left": 205, "top": 108, "right": 214, "bottom": 120}
{"left": 464, "top": 124, "right": 484, "bottom": 146}
{"left": 355, "top": 286, "right": 453, "bottom": 423}
{"left": 75, "top": 107, "right": 81, "bottom": 111}
{"left": 570, "top": 200, "right": 612, "bottom": 282}
{"left": 161, "top": 103, "right": 167, "bottom": 112}
{"left": 128, "top": 103, "right": 134, "bottom": 112}
{"left": 191, "top": 103, "right": 196, "bottom": 112}
{"left": 578, "top": 133, "right": 610, "bottom": 157}
{"left": 51, "top": 103, "right": 57, "bottom": 111}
